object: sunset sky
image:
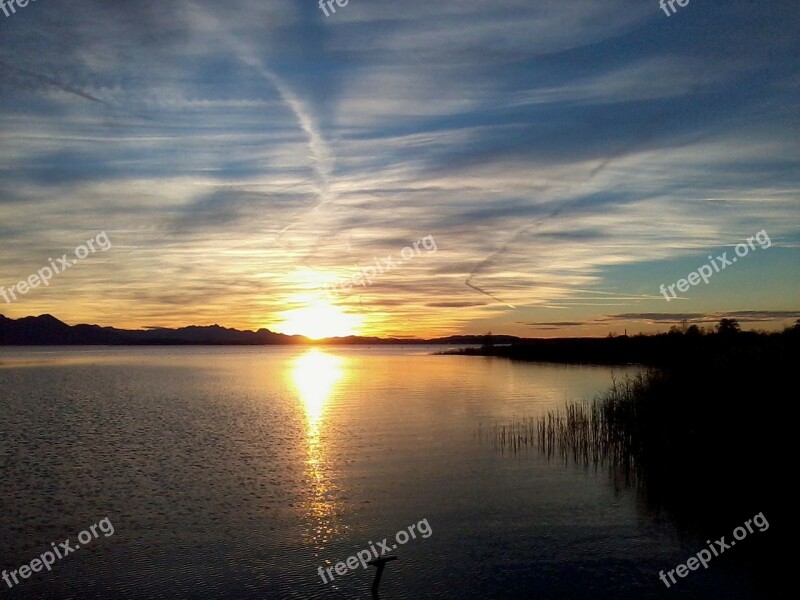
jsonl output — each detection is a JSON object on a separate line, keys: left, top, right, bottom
{"left": 1, "top": 0, "right": 798, "bottom": 338}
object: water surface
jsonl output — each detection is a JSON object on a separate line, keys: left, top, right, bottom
{"left": 0, "top": 347, "right": 764, "bottom": 598}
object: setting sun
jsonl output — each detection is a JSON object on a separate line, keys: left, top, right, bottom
{"left": 275, "top": 301, "right": 363, "bottom": 339}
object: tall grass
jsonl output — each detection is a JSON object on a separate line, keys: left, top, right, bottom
{"left": 481, "top": 334, "right": 796, "bottom": 594}
{"left": 484, "top": 372, "right": 659, "bottom": 485}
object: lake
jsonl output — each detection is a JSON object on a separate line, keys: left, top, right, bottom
{"left": 0, "top": 347, "right": 766, "bottom": 598}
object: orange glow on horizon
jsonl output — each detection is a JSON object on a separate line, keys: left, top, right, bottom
{"left": 274, "top": 300, "right": 364, "bottom": 339}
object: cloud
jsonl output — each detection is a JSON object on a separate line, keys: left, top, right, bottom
{"left": 521, "top": 321, "right": 585, "bottom": 327}
{"left": 0, "top": 0, "right": 798, "bottom": 335}
{"left": 602, "top": 311, "right": 800, "bottom": 325}
{"left": 0, "top": 59, "right": 110, "bottom": 106}
{"left": 428, "top": 301, "right": 488, "bottom": 308}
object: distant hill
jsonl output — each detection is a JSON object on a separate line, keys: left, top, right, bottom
{"left": 0, "top": 314, "right": 519, "bottom": 346}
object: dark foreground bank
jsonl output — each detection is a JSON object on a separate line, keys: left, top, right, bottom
{"left": 483, "top": 322, "right": 798, "bottom": 598}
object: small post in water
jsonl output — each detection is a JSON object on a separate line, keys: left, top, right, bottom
{"left": 368, "top": 555, "right": 397, "bottom": 597}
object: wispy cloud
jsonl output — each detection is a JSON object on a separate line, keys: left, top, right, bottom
{"left": 1, "top": 0, "right": 798, "bottom": 336}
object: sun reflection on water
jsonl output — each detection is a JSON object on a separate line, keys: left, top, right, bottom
{"left": 291, "top": 349, "right": 347, "bottom": 550}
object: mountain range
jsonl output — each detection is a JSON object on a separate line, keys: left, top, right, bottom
{"left": 0, "top": 314, "right": 517, "bottom": 346}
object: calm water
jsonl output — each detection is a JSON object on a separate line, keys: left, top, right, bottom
{"left": 0, "top": 347, "right": 764, "bottom": 599}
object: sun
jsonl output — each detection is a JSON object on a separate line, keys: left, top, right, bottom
{"left": 275, "top": 301, "right": 363, "bottom": 339}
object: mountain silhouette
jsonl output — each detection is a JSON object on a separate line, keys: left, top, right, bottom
{"left": 0, "top": 314, "right": 519, "bottom": 346}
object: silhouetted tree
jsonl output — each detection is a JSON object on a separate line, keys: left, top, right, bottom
{"left": 716, "top": 318, "right": 740, "bottom": 336}
{"left": 481, "top": 331, "right": 494, "bottom": 349}
{"left": 670, "top": 321, "right": 701, "bottom": 336}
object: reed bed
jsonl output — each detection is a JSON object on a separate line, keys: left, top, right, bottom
{"left": 480, "top": 372, "right": 654, "bottom": 483}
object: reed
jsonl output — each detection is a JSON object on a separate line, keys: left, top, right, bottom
{"left": 485, "top": 371, "right": 663, "bottom": 485}
{"left": 480, "top": 336, "right": 796, "bottom": 592}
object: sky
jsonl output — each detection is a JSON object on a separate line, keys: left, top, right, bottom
{"left": 1, "top": 0, "right": 799, "bottom": 338}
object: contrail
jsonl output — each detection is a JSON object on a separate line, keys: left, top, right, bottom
{"left": 465, "top": 205, "right": 565, "bottom": 308}
{"left": 0, "top": 59, "right": 159, "bottom": 124}
{"left": 189, "top": 4, "right": 335, "bottom": 241}
{"left": 589, "top": 82, "right": 702, "bottom": 177}
{"left": 231, "top": 53, "right": 335, "bottom": 245}
{"left": 0, "top": 59, "right": 110, "bottom": 105}
{"left": 239, "top": 56, "right": 333, "bottom": 195}
{"left": 464, "top": 74, "right": 709, "bottom": 307}
{"left": 465, "top": 84, "right": 704, "bottom": 308}
{"left": 465, "top": 279, "right": 517, "bottom": 309}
